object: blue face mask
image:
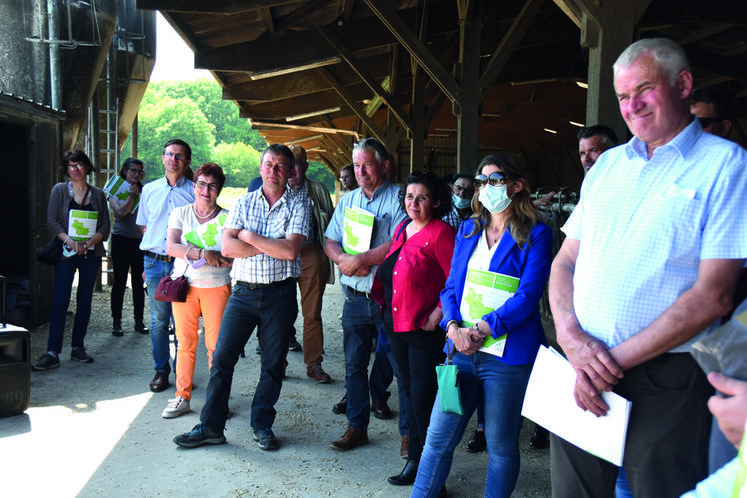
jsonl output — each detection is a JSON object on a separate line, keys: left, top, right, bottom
{"left": 452, "top": 194, "right": 470, "bottom": 210}
{"left": 478, "top": 184, "right": 512, "bottom": 214}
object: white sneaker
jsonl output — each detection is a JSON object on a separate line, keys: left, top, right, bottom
{"left": 162, "top": 396, "right": 190, "bottom": 419}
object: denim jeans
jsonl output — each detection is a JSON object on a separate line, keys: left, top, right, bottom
{"left": 201, "top": 280, "right": 297, "bottom": 433}
{"left": 412, "top": 351, "right": 532, "bottom": 498}
{"left": 143, "top": 255, "right": 175, "bottom": 373}
{"left": 341, "top": 286, "right": 384, "bottom": 432}
{"left": 369, "top": 343, "right": 410, "bottom": 437}
{"left": 47, "top": 254, "right": 101, "bottom": 353}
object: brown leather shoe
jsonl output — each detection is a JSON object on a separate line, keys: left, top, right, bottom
{"left": 149, "top": 372, "right": 169, "bottom": 393}
{"left": 307, "top": 365, "right": 331, "bottom": 384}
{"left": 400, "top": 434, "right": 409, "bottom": 459}
{"left": 329, "top": 427, "right": 369, "bottom": 451}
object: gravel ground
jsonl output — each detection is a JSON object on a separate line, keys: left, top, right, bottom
{"left": 1, "top": 280, "right": 552, "bottom": 497}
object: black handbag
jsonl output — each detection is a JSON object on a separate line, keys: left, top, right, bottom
{"left": 37, "top": 238, "right": 63, "bottom": 266}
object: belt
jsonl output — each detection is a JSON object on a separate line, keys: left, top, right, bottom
{"left": 145, "top": 250, "right": 174, "bottom": 263}
{"left": 237, "top": 277, "right": 295, "bottom": 290}
{"left": 346, "top": 285, "right": 373, "bottom": 300}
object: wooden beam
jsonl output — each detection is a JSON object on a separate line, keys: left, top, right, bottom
{"left": 136, "top": 0, "right": 295, "bottom": 14}
{"left": 552, "top": 0, "right": 582, "bottom": 28}
{"left": 363, "top": 0, "right": 461, "bottom": 104}
{"left": 318, "top": 27, "right": 413, "bottom": 134}
{"left": 317, "top": 68, "right": 387, "bottom": 143}
{"left": 680, "top": 23, "right": 735, "bottom": 45}
{"left": 247, "top": 121, "right": 360, "bottom": 139}
{"left": 479, "top": 0, "right": 544, "bottom": 99}
{"left": 275, "top": 0, "right": 329, "bottom": 35}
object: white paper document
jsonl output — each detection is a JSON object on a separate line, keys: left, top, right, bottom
{"left": 521, "top": 345, "right": 632, "bottom": 466}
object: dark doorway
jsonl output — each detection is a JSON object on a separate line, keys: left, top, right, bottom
{"left": 0, "top": 121, "right": 31, "bottom": 323}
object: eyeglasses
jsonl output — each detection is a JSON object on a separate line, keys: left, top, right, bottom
{"left": 697, "top": 117, "right": 721, "bottom": 128}
{"left": 474, "top": 172, "right": 512, "bottom": 188}
{"left": 195, "top": 181, "right": 220, "bottom": 192}
{"left": 128, "top": 169, "right": 144, "bottom": 177}
{"left": 68, "top": 163, "right": 86, "bottom": 170}
{"left": 164, "top": 152, "right": 184, "bottom": 161}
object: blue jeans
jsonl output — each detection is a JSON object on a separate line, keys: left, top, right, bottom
{"left": 143, "top": 255, "right": 175, "bottom": 373}
{"left": 341, "top": 287, "right": 384, "bottom": 432}
{"left": 412, "top": 351, "right": 532, "bottom": 498}
{"left": 47, "top": 254, "right": 101, "bottom": 353}
{"left": 201, "top": 280, "right": 297, "bottom": 432}
{"left": 370, "top": 334, "right": 410, "bottom": 438}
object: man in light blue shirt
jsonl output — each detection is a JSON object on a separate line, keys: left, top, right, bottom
{"left": 136, "top": 139, "right": 195, "bottom": 393}
{"left": 325, "top": 138, "right": 407, "bottom": 451}
{"left": 549, "top": 38, "right": 747, "bottom": 498}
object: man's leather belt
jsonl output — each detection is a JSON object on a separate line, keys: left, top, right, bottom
{"left": 346, "top": 285, "right": 373, "bottom": 300}
{"left": 237, "top": 278, "right": 295, "bottom": 290}
{"left": 145, "top": 250, "right": 174, "bottom": 263}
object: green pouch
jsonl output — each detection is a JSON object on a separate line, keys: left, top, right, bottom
{"left": 436, "top": 342, "right": 463, "bottom": 415}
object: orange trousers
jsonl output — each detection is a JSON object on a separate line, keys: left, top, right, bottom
{"left": 171, "top": 284, "right": 231, "bottom": 400}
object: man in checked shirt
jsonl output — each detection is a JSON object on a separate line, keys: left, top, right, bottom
{"left": 174, "top": 144, "right": 311, "bottom": 452}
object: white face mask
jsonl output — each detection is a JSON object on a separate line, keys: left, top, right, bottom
{"left": 452, "top": 194, "right": 470, "bottom": 210}
{"left": 478, "top": 184, "right": 512, "bottom": 214}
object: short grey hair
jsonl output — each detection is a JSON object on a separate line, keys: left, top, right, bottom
{"left": 613, "top": 38, "right": 689, "bottom": 86}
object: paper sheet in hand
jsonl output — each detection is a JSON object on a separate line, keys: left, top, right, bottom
{"left": 459, "top": 268, "right": 519, "bottom": 357}
{"left": 67, "top": 210, "right": 98, "bottom": 241}
{"left": 521, "top": 345, "right": 631, "bottom": 466}
{"left": 103, "top": 175, "right": 139, "bottom": 210}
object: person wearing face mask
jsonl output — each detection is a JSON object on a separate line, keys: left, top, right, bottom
{"left": 412, "top": 153, "right": 553, "bottom": 498}
{"left": 442, "top": 174, "right": 474, "bottom": 229}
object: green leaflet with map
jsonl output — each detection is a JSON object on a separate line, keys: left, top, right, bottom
{"left": 103, "top": 175, "right": 139, "bottom": 210}
{"left": 342, "top": 206, "right": 374, "bottom": 255}
{"left": 68, "top": 209, "right": 98, "bottom": 241}
{"left": 459, "top": 268, "right": 519, "bottom": 357}
{"left": 184, "top": 212, "right": 227, "bottom": 250}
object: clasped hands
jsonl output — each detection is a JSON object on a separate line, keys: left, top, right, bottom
{"left": 337, "top": 253, "right": 370, "bottom": 277}
{"left": 448, "top": 321, "right": 489, "bottom": 355}
{"left": 561, "top": 328, "right": 624, "bottom": 417}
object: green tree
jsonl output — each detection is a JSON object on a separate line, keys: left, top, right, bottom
{"left": 307, "top": 161, "right": 334, "bottom": 193}
{"left": 137, "top": 97, "right": 216, "bottom": 182}
{"left": 212, "top": 142, "right": 261, "bottom": 188}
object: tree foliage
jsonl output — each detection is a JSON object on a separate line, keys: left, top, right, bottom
{"left": 132, "top": 79, "right": 334, "bottom": 191}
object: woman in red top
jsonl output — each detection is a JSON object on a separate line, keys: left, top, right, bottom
{"left": 372, "top": 171, "right": 456, "bottom": 486}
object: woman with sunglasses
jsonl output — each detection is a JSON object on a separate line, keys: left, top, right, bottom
{"left": 412, "top": 153, "right": 553, "bottom": 498}
{"left": 161, "top": 163, "right": 233, "bottom": 419}
{"left": 108, "top": 158, "right": 148, "bottom": 336}
{"left": 32, "top": 150, "right": 111, "bottom": 371}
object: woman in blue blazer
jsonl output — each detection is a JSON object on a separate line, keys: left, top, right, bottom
{"left": 412, "top": 153, "right": 553, "bottom": 498}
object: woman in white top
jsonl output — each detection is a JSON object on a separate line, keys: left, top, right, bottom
{"left": 162, "top": 163, "right": 233, "bottom": 419}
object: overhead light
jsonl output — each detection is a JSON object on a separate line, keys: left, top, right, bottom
{"left": 569, "top": 121, "right": 585, "bottom": 127}
{"left": 286, "top": 107, "right": 341, "bottom": 122}
{"left": 576, "top": 81, "right": 588, "bottom": 89}
{"left": 544, "top": 128, "right": 558, "bottom": 134}
{"left": 435, "top": 128, "right": 457, "bottom": 132}
{"left": 483, "top": 113, "right": 501, "bottom": 118}
{"left": 429, "top": 133, "right": 449, "bottom": 137}
{"left": 250, "top": 56, "right": 341, "bottom": 80}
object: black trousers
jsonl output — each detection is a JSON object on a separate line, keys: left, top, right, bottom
{"left": 386, "top": 326, "right": 446, "bottom": 462}
{"left": 550, "top": 352, "right": 713, "bottom": 498}
{"left": 110, "top": 234, "right": 145, "bottom": 325}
